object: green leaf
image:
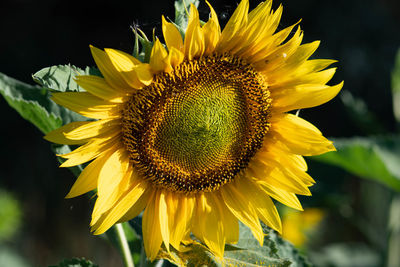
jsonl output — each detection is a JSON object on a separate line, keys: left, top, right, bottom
{"left": 0, "top": 72, "right": 89, "bottom": 134}
{"left": 174, "top": 0, "right": 200, "bottom": 35}
{"left": 0, "top": 70, "right": 91, "bottom": 179}
{"left": 48, "top": 258, "right": 99, "bottom": 267}
{"left": 392, "top": 48, "right": 400, "bottom": 124}
{"left": 32, "top": 64, "right": 101, "bottom": 92}
{"left": 313, "top": 136, "right": 400, "bottom": 191}
{"left": 159, "top": 223, "right": 309, "bottom": 267}
{"left": 0, "top": 72, "right": 60, "bottom": 133}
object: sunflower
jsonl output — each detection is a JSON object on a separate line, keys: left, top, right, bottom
{"left": 45, "top": 0, "right": 342, "bottom": 260}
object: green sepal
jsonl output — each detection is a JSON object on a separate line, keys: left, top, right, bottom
{"left": 131, "top": 0, "right": 202, "bottom": 63}
{"left": 132, "top": 27, "right": 153, "bottom": 63}
{"left": 313, "top": 136, "right": 400, "bottom": 191}
{"left": 174, "top": 0, "right": 200, "bottom": 36}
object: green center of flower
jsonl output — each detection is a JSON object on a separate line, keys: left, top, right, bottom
{"left": 154, "top": 79, "right": 247, "bottom": 172}
{"left": 122, "top": 54, "right": 271, "bottom": 193}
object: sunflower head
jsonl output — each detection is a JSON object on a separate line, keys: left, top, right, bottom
{"left": 122, "top": 54, "right": 271, "bottom": 193}
{"left": 45, "top": 0, "right": 342, "bottom": 261}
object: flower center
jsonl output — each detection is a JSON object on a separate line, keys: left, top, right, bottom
{"left": 122, "top": 54, "right": 271, "bottom": 193}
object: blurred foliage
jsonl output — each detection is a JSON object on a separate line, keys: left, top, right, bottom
{"left": 0, "top": 246, "right": 30, "bottom": 267}
{"left": 392, "top": 49, "right": 400, "bottom": 124}
{"left": 340, "top": 90, "right": 385, "bottom": 135}
{"left": 303, "top": 47, "right": 400, "bottom": 266}
{"left": 309, "top": 243, "right": 380, "bottom": 267}
{"left": 0, "top": 190, "right": 28, "bottom": 267}
{"left": 48, "top": 258, "right": 99, "bottom": 267}
{"left": 0, "top": 190, "right": 21, "bottom": 242}
{"left": 281, "top": 208, "right": 324, "bottom": 248}
{"left": 314, "top": 136, "right": 400, "bottom": 191}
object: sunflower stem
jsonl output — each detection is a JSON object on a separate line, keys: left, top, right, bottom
{"left": 115, "top": 223, "right": 135, "bottom": 267}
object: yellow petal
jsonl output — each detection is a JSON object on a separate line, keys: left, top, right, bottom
{"left": 301, "top": 59, "right": 338, "bottom": 73}
{"left": 105, "top": 48, "right": 153, "bottom": 88}
{"left": 220, "top": 182, "right": 264, "bottom": 246}
{"left": 75, "top": 75, "right": 125, "bottom": 103}
{"left": 247, "top": 158, "right": 311, "bottom": 195}
{"left": 261, "top": 40, "right": 320, "bottom": 77}
{"left": 258, "top": 144, "right": 315, "bottom": 186}
{"left": 251, "top": 26, "right": 303, "bottom": 70}
{"left": 59, "top": 133, "right": 120, "bottom": 167}
{"left": 63, "top": 118, "right": 120, "bottom": 141}
{"left": 268, "top": 167, "right": 312, "bottom": 195}
{"left": 192, "top": 193, "right": 225, "bottom": 258}
{"left": 184, "top": 4, "right": 205, "bottom": 60}
{"left": 159, "top": 190, "right": 170, "bottom": 252}
{"left": 271, "top": 113, "right": 336, "bottom": 156}
{"left": 245, "top": 19, "right": 297, "bottom": 60}
{"left": 162, "top": 16, "right": 183, "bottom": 51}
{"left": 247, "top": 0, "right": 273, "bottom": 23}
{"left": 44, "top": 121, "right": 89, "bottom": 145}
{"left": 271, "top": 82, "right": 344, "bottom": 113}
{"left": 143, "top": 191, "right": 163, "bottom": 261}
{"left": 90, "top": 45, "right": 130, "bottom": 91}
{"left": 237, "top": 177, "right": 282, "bottom": 233}
{"left": 166, "top": 193, "right": 179, "bottom": 248}
{"left": 216, "top": 0, "right": 249, "bottom": 52}
{"left": 262, "top": 142, "right": 308, "bottom": 171}
{"left": 217, "top": 194, "right": 239, "bottom": 244}
{"left": 118, "top": 183, "right": 151, "bottom": 222}
{"left": 150, "top": 39, "right": 171, "bottom": 72}
{"left": 65, "top": 152, "right": 110, "bottom": 198}
{"left": 169, "top": 194, "right": 195, "bottom": 250}
{"left": 165, "top": 47, "right": 184, "bottom": 68}
{"left": 202, "top": 1, "right": 221, "bottom": 55}
{"left": 231, "top": 1, "right": 277, "bottom": 57}
{"left": 134, "top": 63, "right": 154, "bottom": 85}
{"left": 270, "top": 68, "right": 337, "bottom": 89}
{"left": 92, "top": 181, "right": 147, "bottom": 234}
{"left": 96, "top": 148, "right": 130, "bottom": 200}
{"left": 257, "top": 182, "right": 303, "bottom": 211}
{"left": 51, "top": 92, "right": 119, "bottom": 119}
{"left": 92, "top": 166, "right": 134, "bottom": 221}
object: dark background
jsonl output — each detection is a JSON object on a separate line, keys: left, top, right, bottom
{"left": 0, "top": 0, "right": 399, "bottom": 266}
